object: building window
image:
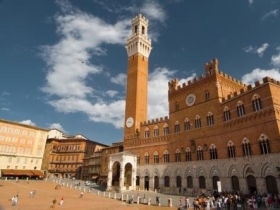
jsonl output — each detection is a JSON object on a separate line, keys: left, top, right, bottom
{"left": 205, "top": 91, "right": 210, "bottom": 100}
{"left": 209, "top": 144, "right": 218, "bottom": 160}
{"left": 175, "top": 149, "right": 181, "bottom": 162}
{"left": 242, "top": 138, "right": 251, "bottom": 157}
{"left": 153, "top": 151, "right": 159, "bottom": 164}
{"left": 175, "top": 102, "right": 179, "bottom": 111}
{"left": 199, "top": 176, "right": 206, "bottom": 189}
{"left": 0, "top": 126, "right": 7, "bottom": 133}
{"left": 176, "top": 176, "right": 182, "bottom": 188}
{"left": 237, "top": 101, "right": 245, "bottom": 117}
{"left": 252, "top": 95, "right": 262, "bottom": 111}
{"left": 163, "top": 124, "right": 169, "bottom": 135}
{"left": 164, "top": 176, "right": 170, "bottom": 187}
{"left": 223, "top": 107, "right": 231, "bottom": 121}
{"left": 153, "top": 126, "right": 159, "bottom": 137}
{"left": 184, "top": 118, "right": 191, "bottom": 131}
{"left": 227, "top": 141, "right": 235, "bottom": 158}
{"left": 174, "top": 121, "right": 180, "bottom": 133}
{"left": 144, "top": 152, "right": 149, "bottom": 164}
{"left": 206, "top": 112, "right": 214, "bottom": 126}
{"left": 197, "top": 146, "right": 204, "bottom": 161}
{"left": 144, "top": 128, "right": 150, "bottom": 138}
{"left": 195, "top": 115, "right": 201, "bottom": 129}
{"left": 259, "top": 135, "right": 270, "bottom": 154}
{"left": 137, "top": 154, "right": 140, "bottom": 164}
{"left": 187, "top": 176, "right": 193, "bottom": 188}
{"left": 163, "top": 150, "right": 169, "bottom": 163}
{"left": 186, "top": 148, "right": 192, "bottom": 161}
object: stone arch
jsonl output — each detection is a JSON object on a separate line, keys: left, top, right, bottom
{"left": 196, "top": 167, "right": 206, "bottom": 178}
{"left": 153, "top": 168, "right": 160, "bottom": 177}
{"left": 243, "top": 163, "right": 255, "bottom": 177}
{"left": 174, "top": 168, "right": 182, "bottom": 177}
{"left": 143, "top": 168, "right": 150, "bottom": 177}
{"left": 185, "top": 167, "right": 193, "bottom": 178}
{"left": 209, "top": 166, "right": 221, "bottom": 177}
{"left": 261, "top": 162, "right": 275, "bottom": 177}
{"left": 163, "top": 169, "right": 171, "bottom": 176}
{"left": 228, "top": 164, "right": 240, "bottom": 177}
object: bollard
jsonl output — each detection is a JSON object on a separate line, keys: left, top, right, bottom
{"left": 158, "top": 197, "right": 161, "bottom": 206}
{"left": 88, "top": 188, "right": 91, "bottom": 193}
{"left": 147, "top": 198, "right": 151, "bottom": 205}
{"left": 121, "top": 194, "right": 124, "bottom": 201}
{"left": 108, "top": 192, "right": 111, "bottom": 198}
{"left": 97, "top": 191, "right": 100, "bottom": 195}
{"left": 137, "top": 194, "right": 140, "bottom": 204}
{"left": 103, "top": 192, "right": 106, "bottom": 197}
{"left": 168, "top": 198, "right": 173, "bottom": 207}
{"left": 114, "top": 193, "right": 116, "bottom": 199}
{"left": 126, "top": 194, "right": 129, "bottom": 202}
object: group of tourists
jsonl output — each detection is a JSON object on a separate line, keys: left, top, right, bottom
{"left": 177, "top": 192, "right": 280, "bottom": 210}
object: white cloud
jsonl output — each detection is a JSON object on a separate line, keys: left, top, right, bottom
{"left": 110, "top": 73, "right": 127, "bottom": 86}
{"left": 141, "top": 0, "right": 167, "bottom": 23}
{"left": 262, "top": 9, "right": 279, "bottom": 20}
{"left": 1, "top": 108, "right": 10, "bottom": 111}
{"left": 19, "top": 120, "right": 36, "bottom": 126}
{"left": 243, "top": 43, "right": 269, "bottom": 57}
{"left": 271, "top": 52, "right": 280, "bottom": 67}
{"left": 248, "top": 0, "right": 254, "bottom": 5}
{"left": 241, "top": 68, "right": 280, "bottom": 84}
{"left": 147, "top": 67, "right": 196, "bottom": 119}
{"left": 48, "top": 123, "right": 66, "bottom": 133}
{"left": 40, "top": 0, "right": 169, "bottom": 129}
{"left": 106, "top": 90, "right": 118, "bottom": 98}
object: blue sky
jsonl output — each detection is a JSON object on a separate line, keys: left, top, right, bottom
{"left": 0, "top": 0, "right": 280, "bottom": 145}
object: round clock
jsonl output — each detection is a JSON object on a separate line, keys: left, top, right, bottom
{"left": 126, "top": 117, "right": 134, "bottom": 128}
{"left": 186, "top": 94, "right": 196, "bottom": 106}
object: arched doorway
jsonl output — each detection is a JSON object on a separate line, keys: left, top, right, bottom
{"left": 136, "top": 176, "right": 140, "bottom": 187}
{"left": 247, "top": 175, "right": 257, "bottom": 194}
{"left": 124, "top": 163, "right": 132, "bottom": 188}
{"left": 112, "top": 162, "right": 120, "bottom": 186}
{"left": 176, "top": 176, "right": 182, "bottom": 188}
{"left": 266, "top": 176, "right": 278, "bottom": 194}
{"left": 144, "top": 176, "right": 149, "bottom": 190}
{"left": 154, "top": 176, "right": 159, "bottom": 191}
{"left": 212, "top": 176, "right": 219, "bottom": 190}
{"left": 231, "top": 176, "right": 240, "bottom": 191}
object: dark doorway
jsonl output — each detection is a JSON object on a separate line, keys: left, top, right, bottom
{"left": 154, "top": 176, "right": 159, "bottom": 190}
{"left": 212, "top": 176, "right": 219, "bottom": 190}
{"left": 247, "top": 175, "right": 257, "bottom": 195}
{"left": 231, "top": 176, "right": 240, "bottom": 191}
{"left": 266, "top": 176, "right": 278, "bottom": 194}
{"left": 144, "top": 176, "right": 149, "bottom": 190}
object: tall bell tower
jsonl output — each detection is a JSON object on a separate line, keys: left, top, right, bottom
{"left": 124, "top": 14, "right": 152, "bottom": 139}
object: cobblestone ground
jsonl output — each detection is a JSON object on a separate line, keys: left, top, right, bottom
{"left": 0, "top": 179, "right": 178, "bottom": 210}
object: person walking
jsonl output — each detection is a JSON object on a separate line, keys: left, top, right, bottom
{"left": 79, "top": 191, "right": 84, "bottom": 198}
{"left": 51, "top": 198, "right": 57, "bottom": 209}
{"left": 59, "top": 196, "right": 64, "bottom": 205}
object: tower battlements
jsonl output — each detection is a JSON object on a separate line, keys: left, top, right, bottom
{"left": 221, "top": 76, "right": 280, "bottom": 102}
{"left": 168, "top": 58, "right": 247, "bottom": 93}
{"left": 141, "top": 116, "right": 169, "bottom": 126}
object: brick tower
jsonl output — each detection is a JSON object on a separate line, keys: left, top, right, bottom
{"left": 124, "top": 14, "right": 152, "bottom": 139}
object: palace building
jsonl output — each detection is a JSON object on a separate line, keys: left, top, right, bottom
{"left": 106, "top": 14, "right": 280, "bottom": 194}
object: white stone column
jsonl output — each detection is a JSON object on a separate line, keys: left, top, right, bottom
{"left": 120, "top": 167, "right": 125, "bottom": 191}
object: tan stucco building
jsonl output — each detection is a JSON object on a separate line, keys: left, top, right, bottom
{"left": 0, "top": 119, "right": 48, "bottom": 178}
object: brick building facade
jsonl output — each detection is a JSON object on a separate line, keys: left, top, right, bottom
{"left": 117, "top": 14, "right": 280, "bottom": 195}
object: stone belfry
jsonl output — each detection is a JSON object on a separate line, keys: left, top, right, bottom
{"left": 124, "top": 14, "right": 152, "bottom": 139}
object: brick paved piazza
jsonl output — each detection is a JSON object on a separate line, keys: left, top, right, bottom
{"left": 0, "top": 179, "right": 178, "bottom": 210}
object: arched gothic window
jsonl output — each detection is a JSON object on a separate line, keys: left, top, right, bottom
{"left": 163, "top": 150, "right": 169, "bottom": 163}
{"left": 197, "top": 146, "right": 204, "bottom": 161}
{"left": 242, "top": 138, "right": 251, "bottom": 157}
{"left": 153, "top": 151, "right": 159, "bottom": 163}
{"left": 252, "top": 94, "right": 262, "bottom": 111}
{"left": 144, "top": 152, "right": 149, "bottom": 164}
{"left": 237, "top": 101, "right": 246, "bottom": 117}
{"left": 223, "top": 106, "right": 231, "bottom": 122}
{"left": 195, "top": 115, "right": 201, "bottom": 129}
{"left": 209, "top": 144, "right": 218, "bottom": 159}
{"left": 175, "top": 149, "right": 181, "bottom": 162}
{"left": 206, "top": 112, "right": 214, "bottom": 126}
{"left": 227, "top": 141, "right": 235, "bottom": 158}
{"left": 259, "top": 135, "right": 270, "bottom": 154}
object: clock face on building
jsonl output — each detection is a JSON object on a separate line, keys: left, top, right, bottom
{"left": 186, "top": 94, "right": 196, "bottom": 106}
{"left": 126, "top": 117, "right": 134, "bottom": 128}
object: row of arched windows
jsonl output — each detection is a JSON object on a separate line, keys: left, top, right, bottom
{"left": 137, "top": 136, "right": 270, "bottom": 164}
{"left": 144, "top": 95, "right": 262, "bottom": 138}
